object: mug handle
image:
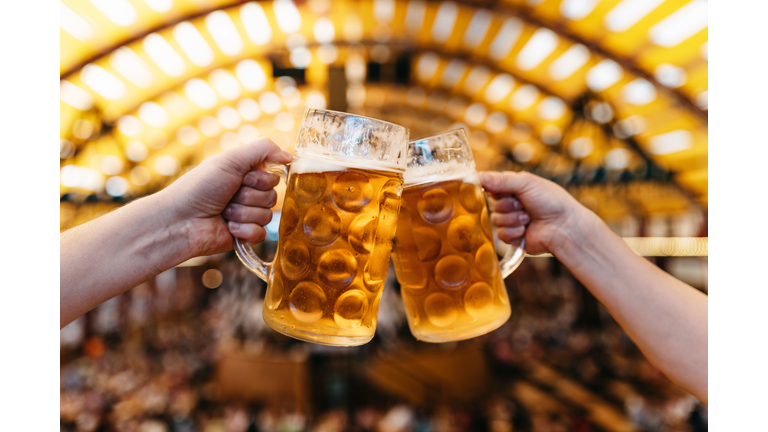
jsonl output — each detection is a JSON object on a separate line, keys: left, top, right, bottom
{"left": 233, "top": 161, "right": 290, "bottom": 282}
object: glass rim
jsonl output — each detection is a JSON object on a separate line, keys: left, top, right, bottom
{"left": 408, "top": 128, "right": 469, "bottom": 145}
{"left": 303, "top": 108, "right": 409, "bottom": 133}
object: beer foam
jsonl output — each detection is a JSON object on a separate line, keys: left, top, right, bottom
{"left": 289, "top": 153, "right": 404, "bottom": 175}
{"left": 403, "top": 160, "right": 479, "bottom": 186}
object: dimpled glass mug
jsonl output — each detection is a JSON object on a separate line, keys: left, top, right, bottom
{"left": 391, "top": 129, "right": 526, "bottom": 343}
{"left": 235, "top": 109, "right": 409, "bottom": 347}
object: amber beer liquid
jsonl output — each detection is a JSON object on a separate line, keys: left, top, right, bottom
{"left": 392, "top": 170, "right": 511, "bottom": 342}
{"left": 264, "top": 155, "right": 403, "bottom": 346}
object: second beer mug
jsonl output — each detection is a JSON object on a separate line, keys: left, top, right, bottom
{"left": 235, "top": 109, "right": 409, "bottom": 346}
{"left": 391, "top": 129, "right": 526, "bottom": 343}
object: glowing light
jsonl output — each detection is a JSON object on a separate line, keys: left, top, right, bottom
{"left": 273, "top": 0, "right": 302, "bottom": 34}
{"left": 130, "top": 166, "right": 151, "bottom": 185}
{"left": 416, "top": 53, "right": 439, "bottom": 81}
{"left": 317, "top": 44, "right": 339, "bottom": 64}
{"left": 61, "top": 165, "right": 104, "bottom": 191}
{"left": 60, "top": 3, "right": 93, "bottom": 41}
{"left": 538, "top": 97, "right": 566, "bottom": 120}
{"left": 441, "top": 60, "right": 466, "bottom": 87}
{"left": 560, "top": 0, "right": 598, "bottom": 20}
{"left": 343, "top": 17, "right": 363, "bottom": 42}
{"left": 605, "top": 148, "right": 630, "bottom": 170}
{"left": 259, "top": 92, "right": 282, "bottom": 114}
{"left": 464, "top": 103, "right": 487, "bottom": 126}
{"left": 275, "top": 112, "right": 295, "bottom": 132}
{"left": 126, "top": 141, "right": 148, "bottom": 162}
{"left": 464, "top": 66, "right": 491, "bottom": 95}
{"left": 155, "top": 155, "right": 180, "bottom": 176}
{"left": 346, "top": 53, "right": 367, "bottom": 82}
{"left": 106, "top": 176, "right": 129, "bottom": 197}
{"left": 289, "top": 47, "right": 312, "bottom": 68}
{"left": 199, "top": 116, "right": 222, "bottom": 137}
{"left": 696, "top": 90, "right": 708, "bottom": 110}
{"left": 117, "top": 115, "right": 142, "bottom": 137}
{"left": 622, "top": 78, "right": 657, "bottom": 105}
{"left": 648, "top": 130, "right": 693, "bottom": 155}
{"left": 286, "top": 33, "right": 306, "bottom": 49}
{"left": 237, "top": 98, "right": 261, "bottom": 121}
{"left": 701, "top": 42, "right": 708, "bottom": 60}
{"left": 568, "top": 137, "right": 593, "bottom": 158}
{"left": 238, "top": 124, "right": 259, "bottom": 143}
{"left": 510, "top": 85, "right": 539, "bottom": 111}
{"left": 202, "top": 269, "right": 224, "bottom": 288}
{"left": 60, "top": 139, "right": 76, "bottom": 159}
{"left": 549, "top": 44, "right": 589, "bottom": 80}
{"left": 220, "top": 132, "right": 239, "bottom": 149}
{"left": 185, "top": 78, "right": 218, "bottom": 109}
{"left": 586, "top": 59, "right": 622, "bottom": 91}
{"left": 174, "top": 22, "right": 214, "bottom": 67}
{"left": 432, "top": 2, "right": 458, "bottom": 44}
{"left": 235, "top": 60, "right": 267, "bottom": 91}
{"left": 655, "top": 63, "right": 687, "bottom": 88}
{"left": 370, "top": 45, "right": 391, "bottom": 63}
{"left": 88, "top": 0, "right": 137, "bottom": 27}
{"left": 138, "top": 101, "right": 169, "bottom": 127}
{"left": 513, "top": 143, "right": 535, "bottom": 163}
{"left": 604, "top": 0, "right": 665, "bottom": 32}
{"left": 81, "top": 64, "right": 126, "bottom": 100}
{"left": 649, "top": 0, "right": 708, "bottom": 47}
{"left": 313, "top": 17, "right": 335, "bottom": 43}
{"left": 217, "top": 106, "right": 242, "bottom": 130}
{"left": 143, "top": 33, "right": 185, "bottom": 77}
{"left": 73, "top": 120, "right": 95, "bottom": 140}
{"left": 144, "top": 0, "right": 173, "bottom": 13}
{"left": 486, "top": 112, "right": 508, "bottom": 133}
{"left": 484, "top": 74, "right": 515, "bottom": 104}
{"left": 517, "top": 28, "right": 558, "bottom": 71}
{"left": 374, "top": 0, "right": 395, "bottom": 23}
{"left": 177, "top": 125, "right": 200, "bottom": 145}
{"left": 489, "top": 18, "right": 523, "bottom": 61}
{"left": 590, "top": 102, "right": 613, "bottom": 123}
{"left": 240, "top": 2, "right": 272, "bottom": 45}
{"left": 206, "top": 11, "right": 243, "bottom": 55}
{"left": 541, "top": 124, "right": 562, "bottom": 144}
{"left": 110, "top": 47, "right": 153, "bottom": 88}
{"left": 464, "top": 10, "right": 491, "bottom": 49}
{"left": 614, "top": 115, "right": 645, "bottom": 138}
{"left": 306, "top": 91, "right": 327, "bottom": 110}
{"left": 209, "top": 69, "right": 242, "bottom": 100}
{"left": 147, "top": 130, "right": 167, "bottom": 149}
{"left": 405, "top": 1, "right": 426, "bottom": 34}
{"left": 60, "top": 80, "right": 94, "bottom": 111}
{"left": 160, "top": 91, "right": 192, "bottom": 117}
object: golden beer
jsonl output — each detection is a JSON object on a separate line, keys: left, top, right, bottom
{"left": 264, "top": 156, "right": 403, "bottom": 345}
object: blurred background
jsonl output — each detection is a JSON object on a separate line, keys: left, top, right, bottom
{"left": 59, "top": 0, "right": 708, "bottom": 431}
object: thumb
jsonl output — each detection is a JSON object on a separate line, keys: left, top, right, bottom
{"left": 479, "top": 171, "right": 532, "bottom": 195}
{"left": 222, "top": 138, "right": 293, "bottom": 174}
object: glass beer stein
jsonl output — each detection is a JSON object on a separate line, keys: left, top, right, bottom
{"left": 391, "top": 129, "right": 525, "bottom": 343}
{"left": 235, "top": 109, "right": 409, "bottom": 347}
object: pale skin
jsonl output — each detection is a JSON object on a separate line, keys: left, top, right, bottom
{"left": 479, "top": 171, "right": 708, "bottom": 404}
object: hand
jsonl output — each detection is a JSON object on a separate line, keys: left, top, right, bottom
{"left": 479, "top": 171, "right": 595, "bottom": 255}
{"left": 159, "top": 138, "right": 293, "bottom": 257}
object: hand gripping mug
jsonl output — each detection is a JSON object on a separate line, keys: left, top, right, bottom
{"left": 235, "top": 109, "right": 409, "bottom": 346}
{"left": 391, "top": 129, "right": 526, "bottom": 343}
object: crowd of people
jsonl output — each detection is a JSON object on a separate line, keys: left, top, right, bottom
{"left": 60, "top": 242, "right": 707, "bottom": 432}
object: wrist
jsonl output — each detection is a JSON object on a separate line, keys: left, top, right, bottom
{"left": 139, "top": 192, "right": 198, "bottom": 265}
{"left": 548, "top": 206, "right": 603, "bottom": 260}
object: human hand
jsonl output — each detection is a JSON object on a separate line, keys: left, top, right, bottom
{"left": 160, "top": 138, "right": 293, "bottom": 257}
{"left": 479, "top": 171, "right": 595, "bottom": 255}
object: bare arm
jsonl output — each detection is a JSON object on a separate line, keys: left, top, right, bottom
{"left": 60, "top": 139, "right": 293, "bottom": 328}
{"left": 480, "top": 171, "right": 708, "bottom": 404}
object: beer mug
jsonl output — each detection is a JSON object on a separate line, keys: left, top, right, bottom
{"left": 391, "top": 129, "right": 525, "bottom": 343}
{"left": 235, "top": 109, "right": 409, "bottom": 347}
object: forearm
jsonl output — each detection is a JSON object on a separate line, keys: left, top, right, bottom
{"left": 60, "top": 192, "right": 195, "bottom": 328}
{"left": 552, "top": 212, "right": 708, "bottom": 402}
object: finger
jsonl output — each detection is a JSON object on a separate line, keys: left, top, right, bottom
{"left": 480, "top": 171, "right": 534, "bottom": 195}
{"left": 223, "top": 203, "right": 273, "bottom": 226}
{"left": 497, "top": 226, "right": 526, "bottom": 243}
{"left": 488, "top": 196, "right": 524, "bottom": 213}
{"left": 490, "top": 211, "right": 530, "bottom": 227}
{"left": 242, "top": 170, "right": 280, "bottom": 191}
{"left": 228, "top": 221, "right": 267, "bottom": 244}
{"left": 231, "top": 187, "right": 278, "bottom": 208}
{"left": 222, "top": 138, "right": 293, "bottom": 174}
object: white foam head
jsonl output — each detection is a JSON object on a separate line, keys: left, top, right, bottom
{"left": 403, "top": 129, "right": 478, "bottom": 186}
{"left": 289, "top": 153, "right": 404, "bottom": 175}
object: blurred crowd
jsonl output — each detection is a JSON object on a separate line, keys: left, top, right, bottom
{"left": 61, "top": 245, "right": 707, "bottom": 432}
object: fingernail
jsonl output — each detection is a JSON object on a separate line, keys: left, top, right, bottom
{"left": 229, "top": 221, "right": 240, "bottom": 231}
{"left": 243, "top": 175, "right": 258, "bottom": 188}
{"left": 519, "top": 213, "right": 530, "bottom": 223}
{"left": 224, "top": 206, "right": 233, "bottom": 215}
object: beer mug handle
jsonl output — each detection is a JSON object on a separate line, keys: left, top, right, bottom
{"left": 233, "top": 161, "right": 290, "bottom": 282}
{"left": 499, "top": 236, "right": 526, "bottom": 279}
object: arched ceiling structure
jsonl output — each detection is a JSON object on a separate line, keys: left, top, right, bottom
{"left": 60, "top": 0, "right": 708, "bottom": 231}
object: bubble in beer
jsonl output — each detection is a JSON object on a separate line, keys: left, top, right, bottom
{"left": 318, "top": 249, "right": 358, "bottom": 289}
{"left": 280, "top": 239, "right": 310, "bottom": 278}
{"left": 459, "top": 183, "right": 484, "bottom": 213}
{"left": 435, "top": 255, "right": 470, "bottom": 290}
{"left": 464, "top": 282, "right": 495, "bottom": 319}
{"left": 475, "top": 242, "right": 498, "bottom": 279}
{"left": 349, "top": 213, "right": 378, "bottom": 254}
{"left": 280, "top": 198, "right": 299, "bottom": 236}
{"left": 424, "top": 293, "right": 458, "bottom": 327}
{"left": 412, "top": 227, "right": 442, "bottom": 261}
{"left": 303, "top": 204, "right": 341, "bottom": 246}
{"left": 417, "top": 188, "right": 454, "bottom": 224}
{"left": 480, "top": 208, "right": 493, "bottom": 240}
{"left": 333, "top": 289, "right": 369, "bottom": 329}
{"left": 447, "top": 215, "right": 481, "bottom": 253}
{"left": 332, "top": 172, "right": 373, "bottom": 212}
{"left": 266, "top": 273, "right": 284, "bottom": 310}
{"left": 289, "top": 282, "right": 327, "bottom": 323}
{"left": 294, "top": 171, "right": 327, "bottom": 203}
